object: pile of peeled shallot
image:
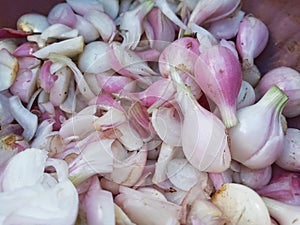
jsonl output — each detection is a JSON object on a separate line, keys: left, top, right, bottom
{"left": 0, "top": 0, "right": 300, "bottom": 224}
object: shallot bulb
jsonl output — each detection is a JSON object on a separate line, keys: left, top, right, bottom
{"left": 229, "top": 85, "right": 288, "bottom": 169}
{"left": 276, "top": 128, "right": 300, "bottom": 171}
{"left": 255, "top": 66, "right": 300, "bottom": 117}
{"left": 194, "top": 44, "right": 242, "bottom": 128}
{"left": 208, "top": 10, "right": 245, "bottom": 40}
{"left": 236, "top": 14, "right": 269, "bottom": 86}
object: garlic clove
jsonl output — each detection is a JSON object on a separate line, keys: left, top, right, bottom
{"left": 159, "top": 37, "right": 200, "bottom": 78}
{"left": 145, "top": 7, "right": 176, "bottom": 51}
{"left": 186, "top": 199, "right": 226, "bottom": 225}
{"left": 115, "top": 186, "right": 182, "bottom": 225}
{"left": 236, "top": 14, "right": 269, "bottom": 86}
{"left": 73, "top": 15, "right": 100, "bottom": 43}
{"left": 167, "top": 158, "right": 203, "bottom": 191}
{"left": 49, "top": 66, "right": 72, "bottom": 106}
{"left": 40, "top": 24, "right": 79, "bottom": 41}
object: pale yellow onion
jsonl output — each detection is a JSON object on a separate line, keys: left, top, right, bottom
{"left": 212, "top": 183, "right": 271, "bottom": 225}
